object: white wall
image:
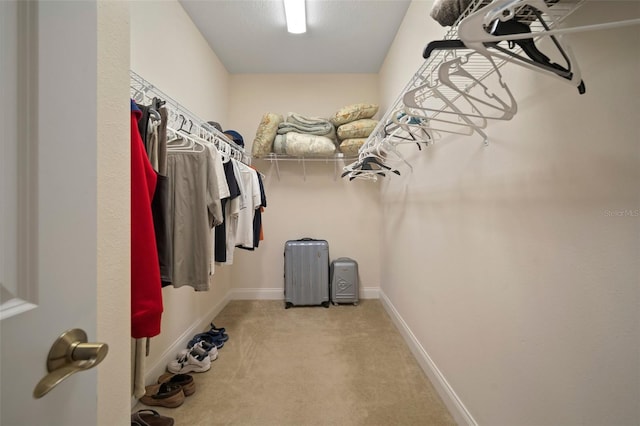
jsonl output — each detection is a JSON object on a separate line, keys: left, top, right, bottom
{"left": 379, "top": 1, "right": 640, "bottom": 425}
{"left": 130, "top": 1, "right": 229, "bottom": 121}
{"left": 227, "top": 74, "right": 382, "bottom": 299}
{"left": 130, "top": 0, "right": 233, "bottom": 380}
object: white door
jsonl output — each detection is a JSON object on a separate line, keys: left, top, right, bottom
{"left": 1, "top": 2, "right": 129, "bottom": 425}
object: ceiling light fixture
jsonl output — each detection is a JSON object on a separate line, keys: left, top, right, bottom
{"left": 283, "top": 0, "right": 306, "bottom": 34}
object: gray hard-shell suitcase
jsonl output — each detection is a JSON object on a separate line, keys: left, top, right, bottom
{"left": 284, "top": 238, "right": 330, "bottom": 308}
{"left": 330, "top": 257, "right": 359, "bottom": 305}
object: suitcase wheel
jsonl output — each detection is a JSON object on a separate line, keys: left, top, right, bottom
{"left": 285, "top": 302, "right": 293, "bottom": 309}
{"left": 322, "top": 301, "right": 330, "bottom": 308}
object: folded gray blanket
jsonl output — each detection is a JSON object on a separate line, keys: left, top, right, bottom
{"left": 277, "top": 112, "right": 336, "bottom": 141}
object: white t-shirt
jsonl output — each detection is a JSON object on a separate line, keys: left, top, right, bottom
{"left": 220, "top": 159, "right": 246, "bottom": 265}
{"left": 235, "top": 163, "right": 261, "bottom": 249}
{"left": 206, "top": 144, "right": 230, "bottom": 275}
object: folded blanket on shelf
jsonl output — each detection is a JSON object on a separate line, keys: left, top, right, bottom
{"left": 430, "top": 0, "right": 560, "bottom": 27}
{"left": 273, "top": 132, "right": 336, "bottom": 157}
{"left": 430, "top": 0, "right": 475, "bottom": 27}
{"left": 277, "top": 113, "right": 336, "bottom": 141}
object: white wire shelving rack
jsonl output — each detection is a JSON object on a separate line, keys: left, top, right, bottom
{"left": 262, "top": 152, "right": 359, "bottom": 181}
{"left": 129, "top": 70, "right": 251, "bottom": 165}
{"left": 343, "top": 0, "right": 590, "bottom": 181}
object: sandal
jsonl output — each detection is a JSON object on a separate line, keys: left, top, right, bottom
{"left": 157, "top": 373, "right": 196, "bottom": 396}
{"left": 139, "top": 383, "right": 185, "bottom": 408}
{"left": 131, "top": 409, "right": 174, "bottom": 426}
{"left": 188, "top": 332, "right": 227, "bottom": 349}
{"left": 209, "top": 322, "right": 225, "bottom": 333}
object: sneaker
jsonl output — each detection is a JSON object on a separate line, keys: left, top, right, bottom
{"left": 192, "top": 340, "right": 219, "bottom": 361}
{"left": 179, "top": 341, "right": 218, "bottom": 362}
{"left": 167, "top": 348, "right": 211, "bottom": 374}
{"left": 188, "top": 332, "right": 227, "bottom": 349}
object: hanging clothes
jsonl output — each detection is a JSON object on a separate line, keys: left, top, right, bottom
{"left": 206, "top": 143, "right": 230, "bottom": 277}
{"left": 214, "top": 160, "right": 242, "bottom": 263}
{"left": 166, "top": 137, "right": 224, "bottom": 291}
{"left": 152, "top": 106, "right": 173, "bottom": 287}
{"left": 253, "top": 170, "right": 267, "bottom": 248}
{"left": 235, "top": 162, "right": 261, "bottom": 250}
{"left": 130, "top": 99, "right": 163, "bottom": 339}
{"left": 157, "top": 107, "right": 169, "bottom": 176}
{"left": 237, "top": 167, "right": 267, "bottom": 251}
{"left": 221, "top": 159, "right": 246, "bottom": 265}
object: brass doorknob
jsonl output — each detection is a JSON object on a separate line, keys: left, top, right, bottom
{"left": 33, "top": 328, "right": 108, "bottom": 399}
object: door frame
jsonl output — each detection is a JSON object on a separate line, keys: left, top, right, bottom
{"left": 95, "top": 2, "right": 132, "bottom": 424}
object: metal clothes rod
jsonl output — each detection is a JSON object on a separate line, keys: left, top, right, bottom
{"left": 129, "top": 70, "right": 251, "bottom": 165}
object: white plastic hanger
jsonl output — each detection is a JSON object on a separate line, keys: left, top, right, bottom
{"left": 166, "top": 127, "right": 205, "bottom": 153}
{"left": 457, "top": 0, "right": 586, "bottom": 92}
{"left": 402, "top": 80, "right": 491, "bottom": 143}
{"left": 437, "top": 52, "right": 517, "bottom": 121}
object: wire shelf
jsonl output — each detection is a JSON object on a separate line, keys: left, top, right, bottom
{"left": 129, "top": 70, "right": 251, "bottom": 165}
{"left": 343, "top": 0, "right": 587, "bottom": 181}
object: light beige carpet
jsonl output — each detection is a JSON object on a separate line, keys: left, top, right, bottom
{"left": 135, "top": 300, "right": 456, "bottom": 426}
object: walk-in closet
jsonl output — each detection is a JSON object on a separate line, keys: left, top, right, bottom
{"left": 1, "top": 1, "right": 638, "bottom": 425}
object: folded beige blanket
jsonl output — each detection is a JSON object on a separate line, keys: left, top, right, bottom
{"left": 273, "top": 132, "right": 336, "bottom": 157}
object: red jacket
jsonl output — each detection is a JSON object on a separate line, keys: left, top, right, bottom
{"left": 131, "top": 101, "right": 163, "bottom": 338}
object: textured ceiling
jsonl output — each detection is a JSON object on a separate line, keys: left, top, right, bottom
{"left": 179, "top": 0, "right": 412, "bottom": 74}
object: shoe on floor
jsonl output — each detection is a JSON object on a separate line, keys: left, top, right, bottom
{"left": 131, "top": 409, "right": 174, "bottom": 426}
{"left": 139, "top": 383, "right": 185, "bottom": 408}
{"left": 205, "top": 328, "right": 229, "bottom": 342}
{"left": 188, "top": 332, "right": 227, "bottom": 349}
{"left": 209, "top": 322, "right": 225, "bottom": 333}
{"left": 189, "top": 340, "right": 219, "bottom": 361}
{"left": 211, "top": 331, "right": 229, "bottom": 342}
{"left": 181, "top": 340, "right": 218, "bottom": 361}
{"left": 167, "top": 348, "right": 211, "bottom": 374}
{"left": 157, "top": 373, "right": 195, "bottom": 397}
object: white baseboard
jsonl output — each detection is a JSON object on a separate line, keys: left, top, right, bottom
{"left": 379, "top": 291, "right": 477, "bottom": 426}
{"left": 230, "top": 286, "right": 381, "bottom": 301}
{"left": 231, "top": 287, "right": 282, "bottom": 300}
{"left": 361, "top": 286, "right": 380, "bottom": 300}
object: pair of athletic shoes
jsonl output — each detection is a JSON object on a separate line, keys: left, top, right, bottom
{"left": 167, "top": 340, "right": 218, "bottom": 374}
{"left": 167, "top": 322, "right": 227, "bottom": 374}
